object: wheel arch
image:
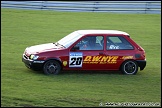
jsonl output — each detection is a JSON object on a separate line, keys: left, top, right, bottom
{"left": 119, "top": 59, "right": 136, "bottom": 70}
{"left": 119, "top": 59, "right": 138, "bottom": 75}
{"left": 43, "top": 57, "right": 63, "bottom": 70}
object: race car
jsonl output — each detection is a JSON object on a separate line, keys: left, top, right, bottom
{"left": 22, "top": 30, "right": 146, "bottom": 75}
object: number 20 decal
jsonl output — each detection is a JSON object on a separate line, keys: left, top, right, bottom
{"left": 69, "top": 52, "right": 83, "bottom": 67}
{"left": 70, "top": 57, "right": 82, "bottom": 65}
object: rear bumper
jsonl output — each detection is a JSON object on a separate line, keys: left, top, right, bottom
{"left": 136, "top": 60, "right": 146, "bottom": 70}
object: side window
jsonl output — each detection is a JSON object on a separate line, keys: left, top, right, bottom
{"left": 107, "top": 36, "right": 134, "bottom": 50}
{"left": 74, "top": 36, "right": 104, "bottom": 50}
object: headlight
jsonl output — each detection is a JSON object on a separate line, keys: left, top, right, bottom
{"left": 29, "top": 54, "right": 39, "bottom": 60}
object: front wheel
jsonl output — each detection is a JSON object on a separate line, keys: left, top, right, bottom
{"left": 121, "top": 60, "right": 138, "bottom": 75}
{"left": 43, "top": 60, "right": 61, "bottom": 75}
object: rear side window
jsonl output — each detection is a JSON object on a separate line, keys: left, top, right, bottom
{"left": 107, "top": 36, "right": 134, "bottom": 50}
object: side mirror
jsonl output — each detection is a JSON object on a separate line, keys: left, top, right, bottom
{"left": 71, "top": 46, "right": 80, "bottom": 51}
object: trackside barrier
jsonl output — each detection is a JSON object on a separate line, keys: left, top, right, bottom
{"left": 1, "top": 1, "right": 161, "bottom": 14}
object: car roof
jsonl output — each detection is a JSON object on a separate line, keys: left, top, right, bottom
{"left": 76, "top": 30, "right": 129, "bottom": 36}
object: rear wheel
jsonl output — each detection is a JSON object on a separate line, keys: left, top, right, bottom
{"left": 121, "top": 60, "right": 138, "bottom": 75}
{"left": 43, "top": 60, "right": 61, "bottom": 75}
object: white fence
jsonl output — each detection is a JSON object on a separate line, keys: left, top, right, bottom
{"left": 1, "top": 1, "right": 161, "bottom": 14}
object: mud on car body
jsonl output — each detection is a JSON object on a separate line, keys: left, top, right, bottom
{"left": 22, "top": 30, "right": 146, "bottom": 75}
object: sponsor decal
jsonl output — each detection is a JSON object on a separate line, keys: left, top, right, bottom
{"left": 33, "top": 61, "right": 44, "bottom": 63}
{"left": 63, "top": 61, "right": 67, "bottom": 66}
{"left": 83, "top": 56, "right": 118, "bottom": 64}
{"left": 121, "top": 56, "right": 133, "bottom": 59}
{"left": 69, "top": 53, "right": 133, "bottom": 67}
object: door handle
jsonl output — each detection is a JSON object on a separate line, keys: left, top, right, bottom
{"left": 99, "top": 52, "right": 105, "bottom": 55}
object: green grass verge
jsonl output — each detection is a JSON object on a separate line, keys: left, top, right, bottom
{"left": 1, "top": 8, "right": 161, "bottom": 107}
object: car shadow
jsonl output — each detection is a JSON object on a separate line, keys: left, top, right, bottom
{"left": 25, "top": 69, "right": 122, "bottom": 75}
{"left": 60, "top": 70, "right": 122, "bottom": 75}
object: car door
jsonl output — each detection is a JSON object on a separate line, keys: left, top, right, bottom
{"left": 104, "top": 35, "right": 135, "bottom": 70}
{"left": 69, "top": 35, "right": 105, "bottom": 70}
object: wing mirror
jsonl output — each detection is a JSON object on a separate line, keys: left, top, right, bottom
{"left": 71, "top": 46, "right": 80, "bottom": 51}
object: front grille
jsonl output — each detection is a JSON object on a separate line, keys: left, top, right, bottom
{"left": 23, "top": 54, "right": 28, "bottom": 59}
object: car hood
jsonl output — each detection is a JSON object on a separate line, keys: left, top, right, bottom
{"left": 25, "top": 43, "right": 63, "bottom": 55}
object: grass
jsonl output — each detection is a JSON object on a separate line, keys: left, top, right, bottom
{"left": 1, "top": 8, "right": 161, "bottom": 107}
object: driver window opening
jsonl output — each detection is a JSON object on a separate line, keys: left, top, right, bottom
{"left": 73, "top": 36, "right": 104, "bottom": 50}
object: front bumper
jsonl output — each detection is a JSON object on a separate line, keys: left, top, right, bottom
{"left": 22, "top": 54, "right": 44, "bottom": 71}
{"left": 136, "top": 60, "right": 146, "bottom": 70}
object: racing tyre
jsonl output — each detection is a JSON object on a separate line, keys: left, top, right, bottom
{"left": 121, "top": 60, "right": 138, "bottom": 75}
{"left": 43, "top": 60, "right": 61, "bottom": 75}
